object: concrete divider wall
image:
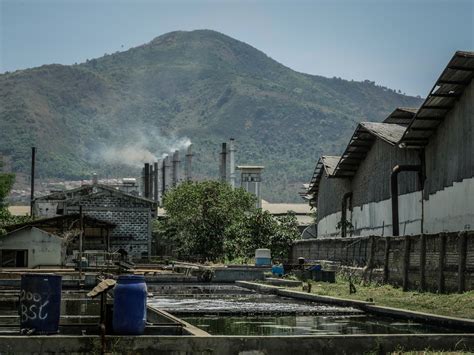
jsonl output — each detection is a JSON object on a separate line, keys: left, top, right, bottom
{"left": 1, "top": 334, "right": 473, "bottom": 354}
{"left": 291, "top": 231, "right": 474, "bottom": 293}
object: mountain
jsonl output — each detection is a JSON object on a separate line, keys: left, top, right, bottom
{"left": 0, "top": 30, "right": 423, "bottom": 202}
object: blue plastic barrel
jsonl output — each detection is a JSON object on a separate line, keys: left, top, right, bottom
{"left": 19, "top": 274, "right": 62, "bottom": 334}
{"left": 271, "top": 264, "right": 284, "bottom": 277}
{"left": 113, "top": 275, "right": 147, "bottom": 335}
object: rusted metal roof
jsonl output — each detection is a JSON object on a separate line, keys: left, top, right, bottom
{"left": 333, "top": 123, "right": 407, "bottom": 177}
{"left": 400, "top": 51, "right": 474, "bottom": 147}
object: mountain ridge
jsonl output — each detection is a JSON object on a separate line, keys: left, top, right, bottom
{"left": 0, "top": 29, "right": 423, "bottom": 202}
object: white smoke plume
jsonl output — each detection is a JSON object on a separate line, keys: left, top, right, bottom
{"left": 99, "top": 128, "right": 191, "bottom": 167}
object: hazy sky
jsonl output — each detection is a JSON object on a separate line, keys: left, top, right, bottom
{"left": 1, "top": 0, "right": 473, "bottom": 96}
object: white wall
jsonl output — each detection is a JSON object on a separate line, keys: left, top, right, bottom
{"left": 424, "top": 176, "right": 474, "bottom": 234}
{"left": 317, "top": 177, "right": 474, "bottom": 237}
{"left": 317, "top": 191, "right": 422, "bottom": 238}
{"left": 0, "top": 227, "right": 64, "bottom": 268}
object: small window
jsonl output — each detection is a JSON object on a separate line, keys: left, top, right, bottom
{"left": 0, "top": 250, "right": 28, "bottom": 267}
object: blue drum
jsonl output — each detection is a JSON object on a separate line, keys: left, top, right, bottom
{"left": 19, "top": 274, "right": 62, "bottom": 334}
{"left": 113, "top": 275, "right": 147, "bottom": 335}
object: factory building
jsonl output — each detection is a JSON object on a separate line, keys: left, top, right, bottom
{"left": 34, "top": 184, "right": 157, "bottom": 259}
{"left": 305, "top": 51, "right": 473, "bottom": 238}
{"left": 400, "top": 51, "right": 474, "bottom": 234}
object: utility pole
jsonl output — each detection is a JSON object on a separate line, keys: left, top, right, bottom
{"left": 79, "top": 205, "right": 84, "bottom": 282}
{"left": 30, "top": 147, "right": 36, "bottom": 217}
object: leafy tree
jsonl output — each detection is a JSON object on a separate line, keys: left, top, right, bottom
{"left": 0, "top": 169, "right": 15, "bottom": 235}
{"left": 154, "top": 180, "right": 301, "bottom": 262}
{"left": 155, "top": 181, "right": 256, "bottom": 261}
{"left": 0, "top": 167, "right": 31, "bottom": 235}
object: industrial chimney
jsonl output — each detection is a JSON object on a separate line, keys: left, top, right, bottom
{"left": 220, "top": 142, "right": 227, "bottom": 183}
{"left": 144, "top": 163, "right": 150, "bottom": 199}
{"left": 229, "top": 138, "right": 236, "bottom": 189}
{"left": 153, "top": 162, "right": 159, "bottom": 202}
{"left": 185, "top": 144, "right": 193, "bottom": 182}
{"left": 92, "top": 173, "right": 98, "bottom": 185}
{"left": 172, "top": 150, "right": 181, "bottom": 187}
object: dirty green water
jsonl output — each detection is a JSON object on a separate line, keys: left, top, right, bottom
{"left": 181, "top": 314, "right": 457, "bottom": 336}
{"left": 148, "top": 284, "right": 462, "bottom": 336}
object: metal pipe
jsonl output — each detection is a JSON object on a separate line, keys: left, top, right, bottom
{"left": 185, "top": 144, "right": 193, "bottom": 182}
{"left": 390, "top": 164, "right": 422, "bottom": 236}
{"left": 79, "top": 205, "right": 84, "bottom": 281}
{"left": 30, "top": 147, "right": 36, "bottom": 217}
{"left": 229, "top": 139, "right": 236, "bottom": 189}
{"left": 340, "top": 192, "right": 352, "bottom": 238}
{"left": 220, "top": 143, "right": 227, "bottom": 182}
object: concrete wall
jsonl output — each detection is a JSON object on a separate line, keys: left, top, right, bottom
{"left": 318, "top": 188, "right": 423, "bottom": 238}
{"left": 2, "top": 334, "right": 473, "bottom": 355}
{"left": 292, "top": 231, "right": 474, "bottom": 293}
{"left": 424, "top": 176, "right": 474, "bottom": 234}
{"left": 0, "top": 227, "right": 64, "bottom": 268}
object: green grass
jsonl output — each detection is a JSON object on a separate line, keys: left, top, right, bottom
{"left": 286, "top": 276, "right": 474, "bottom": 319}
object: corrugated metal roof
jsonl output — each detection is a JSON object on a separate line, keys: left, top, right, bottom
{"left": 383, "top": 107, "right": 418, "bottom": 126}
{"left": 400, "top": 51, "right": 474, "bottom": 147}
{"left": 303, "top": 155, "right": 341, "bottom": 206}
{"left": 360, "top": 122, "right": 407, "bottom": 144}
{"left": 333, "top": 122, "right": 407, "bottom": 177}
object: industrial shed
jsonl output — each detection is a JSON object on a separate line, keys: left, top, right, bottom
{"left": 304, "top": 51, "right": 473, "bottom": 238}
{"left": 34, "top": 184, "right": 157, "bottom": 259}
{"left": 330, "top": 120, "right": 421, "bottom": 237}
{"left": 399, "top": 50, "right": 474, "bottom": 234}
{"left": 305, "top": 156, "right": 351, "bottom": 237}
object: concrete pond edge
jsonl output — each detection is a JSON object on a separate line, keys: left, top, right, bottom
{"left": 235, "top": 281, "right": 474, "bottom": 331}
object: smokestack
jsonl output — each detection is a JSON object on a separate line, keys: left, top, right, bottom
{"left": 144, "top": 163, "right": 150, "bottom": 199}
{"left": 172, "top": 150, "right": 181, "bottom": 187}
{"left": 229, "top": 138, "right": 236, "bottom": 189}
{"left": 92, "top": 173, "right": 98, "bottom": 185}
{"left": 30, "top": 147, "right": 36, "bottom": 217}
{"left": 220, "top": 142, "right": 227, "bottom": 182}
{"left": 149, "top": 164, "right": 154, "bottom": 199}
{"left": 185, "top": 144, "right": 193, "bottom": 182}
{"left": 161, "top": 158, "right": 166, "bottom": 197}
{"left": 162, "top": 155, "right": 172, "bottom": 194}
{"left": 153, "top": 162, "right": 159, "bottom": 202}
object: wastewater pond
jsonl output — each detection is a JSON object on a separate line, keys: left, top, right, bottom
{"left": 147, "top": 284, "right": 460, "bottom": 336}
{"left": 180, "top": 314, "right": 455, "bottom": 336}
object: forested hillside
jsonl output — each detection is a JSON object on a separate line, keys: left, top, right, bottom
{"left": 0, "top": 30, "right": 423, "bottom": 202}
